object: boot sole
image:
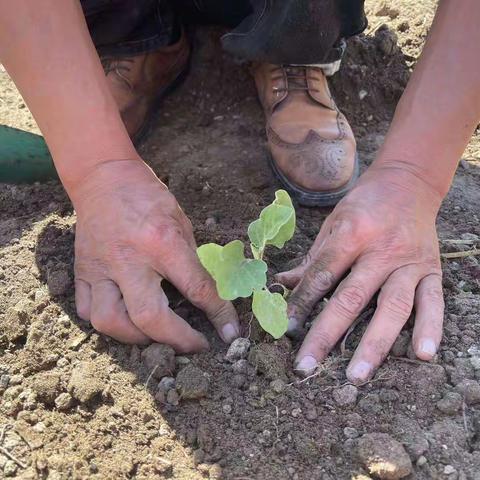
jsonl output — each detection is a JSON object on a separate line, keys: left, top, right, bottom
{"left": 268, "top": 152, "right": 360, "bottom": 207}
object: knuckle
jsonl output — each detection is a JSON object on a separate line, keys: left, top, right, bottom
{"left": 185, "top": 278, "right": 215, "bottom": 306}
{"left": 141, "top": 223, "right": 183, "bottom": 249}
{"left": 132, "top": 300, "right": 169, "bottom": 331}
{"left": 305, "top": 266, "right": 335, "bottom": 293}
{"left": 330, "top": 285, "right": 367, "bottom": 318}
{"left": 380, "top": 289, "right": 413, "bottom": 318}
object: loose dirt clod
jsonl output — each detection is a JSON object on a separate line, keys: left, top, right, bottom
{"left": 248, "top": 343, "right": 288, "bottom": 381}
{"left": 67, "top": 361, "right": 104, "bottom": 404}
{"left": 141, "top": 344, "right": 176, "bottom": 380}
{"left": 31, "top": 371, "right": 62, "bottom": 406}
{"left": 356, "top": 433, "right": 413, "bottom": 480}
{"left": 333, "top": 384, "right": 359, "bottom": 407}
{"left": 176, "top": 365, "right": 210, "bottom": 400}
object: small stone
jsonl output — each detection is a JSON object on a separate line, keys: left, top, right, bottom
{"left": 436, "top": 391, "right": 463, "bottom": 414}
{"left": 9, "top": 374, "right": 23, "bottom": 386}
{"left": 205, "top": 217, "right": 217, "bottom": 227}
{"left": 305, "top": 407, "right": 318, "bottom": 421}
{"left": 154, "top": 458, "right": 173, "bottom": 475}
{"left": 68, "top": 361, "right": 104, "bottom": 404}
{"left": 456, "top": 379, "right": 480, "bottom": 405}
{"left": 232, "top": 359, "right": 248, "bottom": 374}
{"left": 141, "top": 344, "right": 176, "bottom": 379}
{"left": 270, "top": 379, "right": 285, "bottom": 394}
{"left": 222, "top": 404, "right": 232, "bottom": 415}
{"left": 158, "top": 377, "right": 176, "bottom": 392}
{"left": 333, "top": 385, "right": 359, "bottom": 407}
{"left": 176, "top": 365, "right": 210, "bottom": 400}
{"left": 356, "top": 433, "right": 413, "bottom": 480}
{"left": 444, "top": 465, "right": 456, "bottom": 475}
{"left": 3, "top": 460, "right": 18, "bottom": 477}
{"left": 55, "top": 392, "right": 74, "bottom": 411}
{"left": 225, "top": 338, "right": 251, "bottom": 362}
{"left": 375, "top": 2, "right": 400, "bottom": 19}
{"left": 344, "top": 427, "right": 359, "bottom": 439}
{"left": 470, "top": 357, "right": 480, "bottom": 371}
{"left": 416, "top": 456, "right": 427, "bottom": 467}
{"left": 175, "top": 356, "right": 191, "bottom": 367}
{"left": 166, "top": 389, "right": 180, "bottom": 406}
{"left": 291, "top": 408, "right": 302, "bottom": 418}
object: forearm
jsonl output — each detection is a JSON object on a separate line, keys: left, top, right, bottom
{"left": 373, "top": 0, "right": 480, "bottom": 198}
{"left": 0, "top": 0, "right": 137, "bottom": 194}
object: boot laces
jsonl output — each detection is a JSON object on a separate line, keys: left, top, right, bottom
{"left": 271, "top": 65, "right": 322, "bottom": 93}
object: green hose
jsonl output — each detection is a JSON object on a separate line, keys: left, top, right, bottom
{"left": 0, "top": 125, "right": 58, "bottom": 183}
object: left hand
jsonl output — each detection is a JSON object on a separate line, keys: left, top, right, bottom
{"left": 277, "top": 164, "right": 445, "bottom": 383}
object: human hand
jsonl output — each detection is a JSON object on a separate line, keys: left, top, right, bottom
{"left": 70, "top": 159, "right": 240, "bottom": 352}
{"left": 277, "top": 165, "right": 445, "bottom": 383}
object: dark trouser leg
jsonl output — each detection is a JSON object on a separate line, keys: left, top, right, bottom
{"left": 221, "top": 0, "right": 367, "bottom": 65}
{"left": 80, "top": 0, "right": 178, "bottom": 56}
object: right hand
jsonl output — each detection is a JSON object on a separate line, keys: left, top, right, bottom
{"left": 70, "top": 158, "right": 240, "bottom": 352}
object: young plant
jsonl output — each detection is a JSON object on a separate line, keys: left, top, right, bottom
{"left": 197, "top": 190, "right": 295, "bottom": 339}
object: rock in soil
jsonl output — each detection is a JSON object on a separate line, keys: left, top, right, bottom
{"left": 158, "top": 376, "right": 176, "bottom": 392}
{"left": 55, "top": 392, "right": 74, "bottom": 411}
{"left": 141, "top": 344, "right": 176, "bottom": 379}
{"left": 333, "top": 385, "right": 359, "bottom": 407}
{"left": 68, "top": 361, "right": 104, "bottom": 404}
{"left": 455, "top": 379, "right": 480, "bottom": 405}
{"left": 225, "top": 337, "right": 251, "bottom": 362}
{"left": 436, "top": 391, "right": 463, "bottom": 414}
{"left": 176, "top": 365, "right": 210, "bottom": 400}
{"left": 356, "top": 433, "right": 413, "bottom": 480}
{"left": 31, "top": 371, "right": 62, "bottom": 406}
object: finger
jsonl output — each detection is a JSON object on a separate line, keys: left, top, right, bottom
{"left": 275, "top": 226, "right": 331, "bottom": 289}
{"left": 156, "top": 240, "right": 241, "bottom": 344}
{"left": 116, "top": 267, "right": 210, "bottom": 353}
{"left": 75, "top": 279, "right": 92, "bottom": 321}
{"left": 294, "top": 266, "right": 385, "bottom": 376}
{"left": 90, "top": 279, "right": 150, "bottom": 344}
{"left": 346, "top": 266, "right": 418, "bottom": 384}
{"left": 412, "top": 273, "right": 444, "bottom": 361}
{"left": 286, "top": 246, "right": 356, "bottom": 334}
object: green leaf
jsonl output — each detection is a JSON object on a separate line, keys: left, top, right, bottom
{"left": 252, "top": 289, "right": 288, "bottom": 339}
{"left": 248, "top": 190, "right": 296, "bottom": 252}
{"left": 197, "top": 240, "right": 267, "bottom": 301}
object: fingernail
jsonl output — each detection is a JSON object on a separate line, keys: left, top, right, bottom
{"left": 294, "top": 355, "right": 318, "bottom": 377}
{"left": 348, "top": 360, "right": 373, "bottom": 383}
{"left": 221, "top": 323, "right": 240, "bottom": 343}
{"left": 419, "top": 338, "right": 437, "bottom": 357}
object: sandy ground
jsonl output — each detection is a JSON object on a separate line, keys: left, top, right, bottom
{"left": 1, "top": 1, "right": 480, "bottom": 479}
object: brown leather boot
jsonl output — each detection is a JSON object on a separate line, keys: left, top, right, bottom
{"left": 102, "top": 32, "right": 190, "bottom": 143}
{"left": 253, "top": 63, "right": 359, "bottom": 206}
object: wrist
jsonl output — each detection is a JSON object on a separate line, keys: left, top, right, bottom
{"left": 365, "top": 159, "right": 444, "bottom": 212}
{"left": 65, "top": 156, "right": 154, "bottom": 207}
{"left": 370, "top": 153, "right": 451, "bottom": 202}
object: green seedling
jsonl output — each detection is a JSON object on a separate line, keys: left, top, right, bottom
{"left": 198, "top": 190, "right": 296, "bottom": 339}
